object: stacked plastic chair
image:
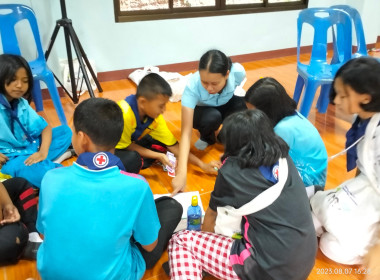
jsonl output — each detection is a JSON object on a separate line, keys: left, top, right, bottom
{"left": 0, "top": 4, "right": 67, "bottom": 125}
{"left": 314, "top": 5, "right": 370, "bottom": 112}
{"left": 292, "top": 8, "right": 352, "bottom": 117}
{"left": 331, "top": 5, "right": 368, "bottom": 59}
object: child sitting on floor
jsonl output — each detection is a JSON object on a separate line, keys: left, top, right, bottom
{"left": 245, "top": 77, "right": 328, "bottom": 195}
{"left": 168, "top": 110, "right": 317, "bottom": 280}
{"left": 37, "top": 98, "right": 182, "bottom": 279}
{"left": 0, "top": 54, "right": 72, "bottom": 188}
{"left": 0, "top": 177, "right": 42, "bottom": 264}
{"left": 115, "top": 73, "right": 220, "bottom": 175}
{"left": 311, "top": 57, "right": 380, "bottom": 265}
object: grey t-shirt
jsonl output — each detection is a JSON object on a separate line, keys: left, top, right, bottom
{"left": 209, "top": 156, "right": 317, "bottom": 280}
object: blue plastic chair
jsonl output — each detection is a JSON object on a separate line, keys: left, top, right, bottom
{"left": 315, "top": 5, "right": 368, "bottom": 112}
{"left": 331, "top": 5, "right": 368, "bottom": 58}
{"left": 0, "top": 4, "right": 67, "bottom": 125}
{"left": 292, "top": 8, "right": 352, "bottom": 117}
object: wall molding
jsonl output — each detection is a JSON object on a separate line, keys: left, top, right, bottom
{"left": 95, "top": 41, "right": 378, "bottom": 82}
{"left": 97, "top": 45, "right": 313, "bottom": 83}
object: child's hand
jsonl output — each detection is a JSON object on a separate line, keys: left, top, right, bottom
{"left": 200, "top": 160, "right": 222, "bottom": 174}
{"left": 1, "top": 204, "right": 20, "bottom": 225}
{"left": 24, "top": 151, "right": 48, "bottom": 166}
{"left": 158, "top": 153, "right": 175, "bottom": 169}
{"left": 0, "top": 153, "right": 8, "bottom": 168}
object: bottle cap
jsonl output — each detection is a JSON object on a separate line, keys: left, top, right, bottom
{"left": 191, "top": 195, "right": 198, "bottom": 207}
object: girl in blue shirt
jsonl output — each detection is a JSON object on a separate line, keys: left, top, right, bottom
{"left": 173, "top": 50, "right": 246, "bottom": 195}
{"left": 0, "top": 54, "right": 72, "bottom": 187}
{"left": 244, "top": 77, "right": 328, "bottom": 193}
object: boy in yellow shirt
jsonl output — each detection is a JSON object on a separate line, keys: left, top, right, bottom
{"left": 115, "top": 73, "right": 219, "bottom": 174}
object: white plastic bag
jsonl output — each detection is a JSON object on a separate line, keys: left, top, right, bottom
{"left": 128, "top": 66, "right": 190, "bottom": 102}
{"left": 128, "top": 66, "right": 159, "bottom": 84}
{"left": 60, "top": 58, "right": 97, "bottom": 97}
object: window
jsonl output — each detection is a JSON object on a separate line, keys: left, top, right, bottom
{"left": 114, "top": 0, "right": 308, "bottom": 22}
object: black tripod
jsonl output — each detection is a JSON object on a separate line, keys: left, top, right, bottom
{"left": 45, "top": 0, "right": 102, "bottom": 103}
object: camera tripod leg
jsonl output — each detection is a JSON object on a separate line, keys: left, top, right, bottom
{"left": 44, "top": 0, "right": 102, "bottom": 103}
{"left": 70, "top": 27, "right": 103, "bottom": 93}
{"left": 66, "top": 24, "right": 100, "bottom": 98}
{"left": 44, "top": 21, "right": 80, "bottom": 103}
{"left": 45, "top": 24, "right": 60, "bottom": 60}
{"left": 63, "top": 25, "right": 79, "bottom": 103}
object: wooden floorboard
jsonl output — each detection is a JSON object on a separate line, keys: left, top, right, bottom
{"left": 1, "top": 50, "right": 380, "bottom": 280}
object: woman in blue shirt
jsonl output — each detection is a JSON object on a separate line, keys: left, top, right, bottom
{"left": 173, "top": 50, "right": 247, "bottom": 195}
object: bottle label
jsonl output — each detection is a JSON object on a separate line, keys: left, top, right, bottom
{"left": 189, "top": 218, "right": 201, "bottom": 226}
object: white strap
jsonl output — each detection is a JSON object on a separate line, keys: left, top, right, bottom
{"left": 232, "top": 157, "right": 288, "bottom": 216}
{"left": 328, "top": 135, "right": 364, "bottom": 161}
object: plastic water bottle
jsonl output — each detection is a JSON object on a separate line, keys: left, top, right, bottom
{"left": 187, "top": 196, "right": 202, "bottom": 231}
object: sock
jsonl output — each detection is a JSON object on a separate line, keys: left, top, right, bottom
{"left": 195, "top": 139, "right": 208, "bottom": 150}
{"left": 29, "top": 232, "right": 43, "bottom": 243}
{"left": 53, "top": 150, "right": 75, "bottom": 164}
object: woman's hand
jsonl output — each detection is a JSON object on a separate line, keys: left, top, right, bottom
{"left": 171, "top": 172, "right": 186, "bottom": 196}
{"left": 24, "top": 151, "right": 48, "bottom": 166}
{"left": 0, "top": 153, "right": 8, "bottom": 168}
{"left": 1, "top": 204, "right": 21, "bottom": 225}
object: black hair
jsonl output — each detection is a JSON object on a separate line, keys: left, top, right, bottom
{"left": 330, "top": 56, "right": 380, "bottom": 112}
{"left": 244, "top": 77, "right": 297, "bottom": 127}
{"left": 199, "top": 50, "right": 232, "bottom": 76}
{"left": 0, "top": 54, "right": 33, "bottom": 102}
{"left": 136, "top": 73, "right": 172, "bottom": 100}
{"left": 73, "top": 98, "right": 124, "bottom": 148}
{"left": 220, "top": 109, "right": 289, "bottom": 168}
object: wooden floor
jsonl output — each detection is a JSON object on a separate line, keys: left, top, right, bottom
{"left": 2, "top": 50, "right": 380, "bottom": 280}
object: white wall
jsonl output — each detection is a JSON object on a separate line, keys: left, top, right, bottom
{"left": 4, "top": 0, "right": 380, "bottom": 77}
{"left": 351, "top": 0, "right": 380, "bottom": 45}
